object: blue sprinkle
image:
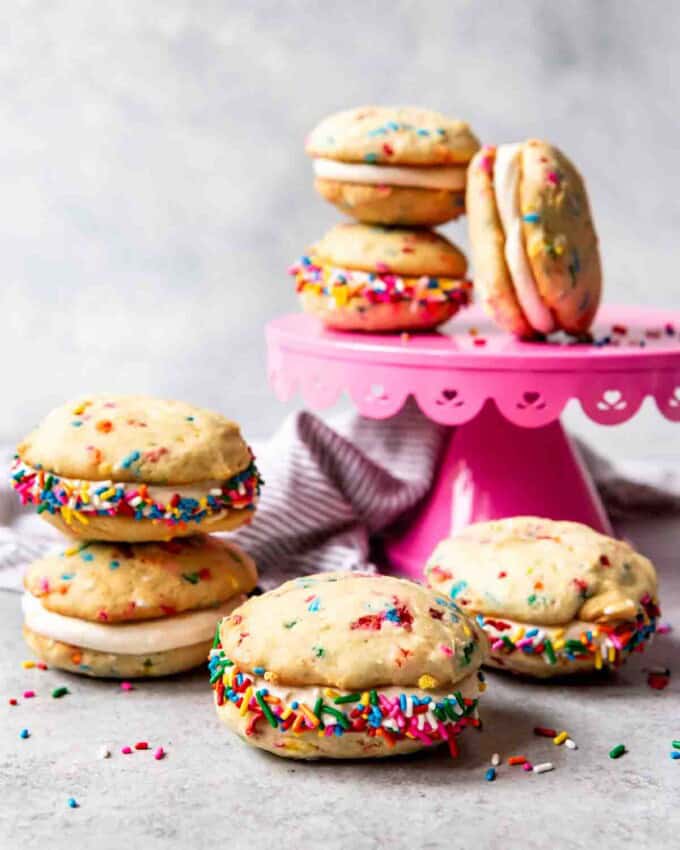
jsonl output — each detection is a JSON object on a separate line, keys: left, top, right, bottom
{"left": 291, "top": 701, "right": 299, "bottom": 710}
{"left": 109, "top": 560, "right": 120, "bottom": 570}
{"left": 399, "top": 694, "right": 407, "bottom": 712}
{"left": 20, "top": 729, "right": 30, "bottom": 739}
{"left": 416, "top": 128, "right": 430, "bottom": 136}
{"left": 387, "top": 121, "right": 400, "bottom": 131}
{"left": 67, "top": 797, "right": 79, "bottom": 809}
{"left": 60, "top": 573, "right": 75, "bottom": 581}
{"left": 525, "top": 628, "right": 539, "bottom": 638}
{"left": 449, "top": 580, "right": 468, "bottom": 600}
{"left": 364, "top": 152, "right": 378, "bottom": 163}
{"left": 485, "top": 767, "right": 496, "bottom": 782}
{"left": 80, "top": 552, "right": 94, "bottom": 562}
{"left": 253, "top": 666, "right": 265, "bottom": 676}
{"left": 308, "top": 597, "right": 321, "bottom": 613}
{"left": 334, "top": 725, "right": 344, "bottom": 736}
{"left": 120, "top": 450, "right": 141, "bottom": 469}
{"left": 476, "top": 614, "right": 485, "bottom": 628}
{"left": 671, "top": 752, "right": 680, "bottom": 760}
{"left": 71, "top": 421, "right": 83, "bottom": 427}
{"left": 522, "top": 213, "right": 540, "bottom": 223}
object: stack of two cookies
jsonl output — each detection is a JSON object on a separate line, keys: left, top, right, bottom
{"left": 289, "top": 106, "right": 480, "bottom": 332}
{"left": 11, "top": 395, "right": 262, "bottom": 678}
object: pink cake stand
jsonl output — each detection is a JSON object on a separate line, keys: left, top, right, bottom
{"left": 266, "top": 305, "right": 680, "bottom": 579}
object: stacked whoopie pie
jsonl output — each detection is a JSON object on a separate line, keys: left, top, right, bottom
{"left": 290, "top": 106, "right": 480, "bottom": 332}
{"left": 11, "top": 395, "right": 262, "bottom": 678}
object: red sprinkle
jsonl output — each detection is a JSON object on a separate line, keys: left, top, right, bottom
{"left": 508, "top": 755, "right": 527, "bottom": 766}
{"left": 134, "top": 741, "right": 149, "bottom": 751}
{"left": 9, "top": 698, "right": 18, "bottom": 706}
{"left": 473, "top": 338, "right": 487, "bottom": 347}
{"left": 534, "top": 726, "right": 557, "bottom": 738}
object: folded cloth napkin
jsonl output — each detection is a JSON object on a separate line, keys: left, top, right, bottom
{"left": 2, "top": 401, "right": 679, "bottom": 591}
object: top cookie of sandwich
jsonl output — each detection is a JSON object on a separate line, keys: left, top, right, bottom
{"left": 24, "top": 535, "right": 258, "bottom": 623}
{"left": 426, "top": 517, "right": 657, "bottom": 626}
{"left": 218, "top": 572, "right": 486, "bottom": 690}
{"left": 16, "top": 395, "right": 252, "bottom": 484}
{"left": 311, "top": 223, "right": 467, "bottom": 278}
{"left": 306, "top": 106, "right": 480, "bottom": 165}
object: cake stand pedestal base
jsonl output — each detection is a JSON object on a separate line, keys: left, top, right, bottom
{"left": 383, "top": 401, "right": 612, "bottom": 579}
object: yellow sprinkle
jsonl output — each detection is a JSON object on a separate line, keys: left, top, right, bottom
{"left": 463, "top": 624, "right": 472, "bottom": 638}
{"left": 361, "top": 692, "right": 370, "bottom": 706}
{"left": 595, "top": 650, "right": 603, "bottom": 670}
{"left": 64, "top": 546, "right": 81, "bottom": 557}
{"left": 553, "top": 234, "right": 567, "bottom": 256}
{"left": 99, "top": 488, "right": 116, "bottom": 501}
{"left": 300, "top": 704, "right": 320, "bottom": 728}
{"left": 22, "top": 660, "right": 35, "bottom": 669}
{"left": 553, "top": 628, "right": 566, "bottom": 640}
{"left": 239, "top": 686, "right": 253, "bottom": 716}
{"left": 324, "top": 688, "right": 339, "bottom": 699}
{"left": 418, "top": 674, "right": 439, "bottom": 690}
{"left": 199, "top": 497, "right": 207, "bottom": 509}
{"left": 553, "top": 730, "right": 568, "bottom": 745}
{"left": 511, "top": 627, "right": 525, "bottom": 643}
{"left": 61, "top": 507, "right": 73, "bottom": 525}
{"left": 527, "top": 236, "right": 543, "bottom": 258}
{"left": 280, "top": 708, "right": 292, "bottom": 721}
{"left": 72, "top": 511, "right": 89, "bottom": 526}
{"left": 333, "top": 285, "right": 349, "bottom": 307}
{"left": 608, "top": 645, "right": 616, "bottom": 663}
{"left": 554, "top": 639, "right": 565, "bottom": 651}
{"left": 478, "top": 682, "right": 487, "bottom": 693}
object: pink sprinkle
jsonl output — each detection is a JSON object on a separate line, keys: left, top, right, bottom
{"left": 120, "top": 681, "right": 134, "bottom": 691}
{"left": 522, "top": 762, "right": 534, "bottom": 772}
{"left": 154, "top": 747, "right": 165, "bottom": 760}
{"left": 657, "top": 623, "right": 673, "bottom": 635}
{"left": 23, "top": 690, "right": 36, "bottom": 699}
{"left": 473, "top": 338, "right": 487, "bottom": 347}
{"left": 492, "top": 639, "right": 505, "bottom": 651}
{"left": 121, "top": 746, "right": 133, "bottom": 755}
{"left": 39, "top": 577, "right": 50, "bottom": 593}
{"left": 36, "top": 662, "right": 48, "bottom": 670}
{"left": 546, "top": 171, "right": 560, "bottom": 185}
{"left": 440, "top": 644, "right": 453, "bottom": 656}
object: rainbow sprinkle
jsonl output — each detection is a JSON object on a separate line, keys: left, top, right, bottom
{"left": 289, "top": 256, "right": 472, "bottom": 309}
{"left": 10, "top": 455, "right": 262, "bottom": 528}
{"left": 478, "top": 594, "right": 659, "bottom": 670}
{"left": 209, "top": 644, "right": 483, "bottom": 757}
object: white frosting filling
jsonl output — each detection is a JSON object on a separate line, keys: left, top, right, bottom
{"left": 313, "top": 158, "right": 466, "bottom": 191}
{"left": 22, "top": 592, "right": 246, "bottom": 655}
{"left": 493, "top": 144, "right": 555, "bottom": 334}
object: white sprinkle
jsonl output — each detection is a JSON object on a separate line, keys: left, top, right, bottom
{"left": 98, "top": 744, "right": 111, "bottom": 759}
{"left": 491, "top": 752, "right": 500, "bottom": 766}
{"left": 565, "top": 738, "right": 578, "bottom": 750}
{"left": 533, "top": 762, "right": 554, "bottom": 774}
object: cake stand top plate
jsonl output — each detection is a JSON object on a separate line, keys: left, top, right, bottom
{"left": 266, "top": 305, "right": 680, "bottom": 427}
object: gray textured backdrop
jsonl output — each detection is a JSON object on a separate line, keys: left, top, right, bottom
{"left": 2, "top": 1, "right": 678, "bottom": 458}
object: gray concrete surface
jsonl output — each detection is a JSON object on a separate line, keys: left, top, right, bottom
{"left": 1, "top": 1, "right": 679, "bottom": 461}
{"left": 1, "top": 515, "right": 679, "bottom": 849}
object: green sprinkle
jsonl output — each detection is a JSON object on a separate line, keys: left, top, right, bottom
{"left": 283, "top": 620, "right": 298, "bottom": 629}
{"left": 37, "top": 504, "right": 48, "bottom": 514}
{"left": 321, "top": 705, "right": 350, "bottom": 729}
{"left": 527, "top": 593, "right": 537, "bottom": 605}
{"left": 544, "top": 639, "right": 557, "bottom": 665}
{"left": 312, "top": 697, "right": 325, "bottom": 728}
{"left": 672, "top": 740, "right": 680, "bottom": 750}
{"left": 256, "top": 691, "right": 279, "bottom": 729}
{"left": 609, "top": 744, "right": 626, "bottom": 759}
{"left": 369, "top": 690, "right": 378, "bottom": 706}
{"left": 212, "top": 627, "right": 221, "bottom": 648}
{"left": 312, "top": 645, "right": 325, "bottom": 658}
{"left": 51, "top": 687, "right": 69, "bottom": 699}
{"left": 209, "top": 668, "right": 224, "bottom": 684}
{"left": 182, "top": 572, "right": 199, "bottom": 585}
{"left": 333, "top": 693, "right": 360, "bottom": 704}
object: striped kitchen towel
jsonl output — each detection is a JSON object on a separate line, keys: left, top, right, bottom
{"left": 1, "top": 400, "right": 679, "bottom": 591}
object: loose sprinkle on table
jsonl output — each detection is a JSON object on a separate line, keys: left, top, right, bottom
{"left": 121, "top": 746, "right": 133, "bottom": 755}
{"left": 565, "top": 738, "right": 578, "bottom": 750}
{"left": 553, "top": 730, "right": 568, "bottom": 745}
{"left": 154, "top": 747, "right": 165, "bottom": 760}
{"left": 20, "top": 729, "right": 30, "bottom": 739}
{"left": 485, "top": 767, "right": 496, "bottom": 781}
{"left": 609, "top": 744, "right": 626, "bottom": 759}
{"left": 522, "top": 761, "right": 534, "bottom": 772}
{"left": 508, "top": 755, "right": 527, "bottom": 766}
{"left": 23, "top": 690, "right": 35, "bottom": 699}
{"left": 670, "top": 752, "right": 680, "bottom": 761}
{"left": 51, "top": 687, "right": 69, "bottom": 699}
{"left": 67, "top": 798, "right": 79, "bottom": 809}
{"left": 120, "top": 681, "right": 134, "bottom": 692}
{"left": 533, "top": 762, "right": 554, "bottom": 774}
{"left": 491, "top": 752, "right": 500, "bottom": 766}
{"left": 134, "top": 741, "right": 149, "bottom": 750}
{"left": 534, "top": 726, "right": 557, "bottom": 738}
{"left": 9, "top": 698, "right": 18, "bottom": 706}
{"left": 672, "top": 740, "right": 680, "bottom": 750}
{"left": 98, "top": 745, "right": 111, "bottom": 759}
